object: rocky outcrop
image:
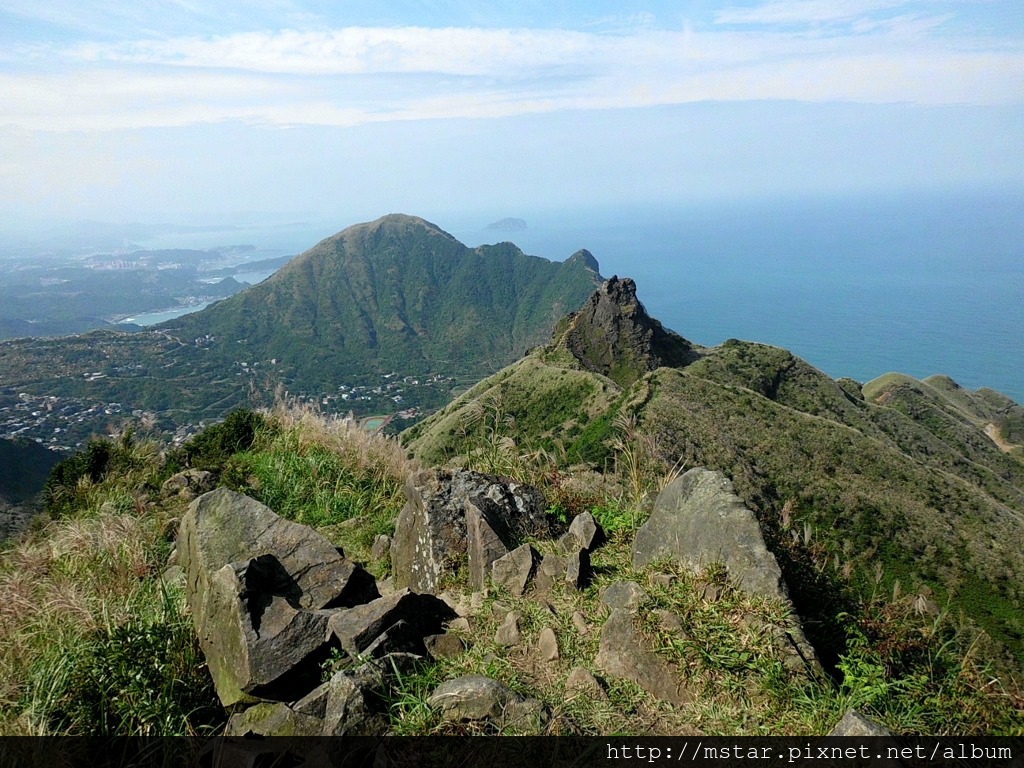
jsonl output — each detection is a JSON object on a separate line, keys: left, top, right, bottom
{"left": 633, "top": 469, "right": 786, "bottom": 600}
{"left": 179, "top": 488, "right": 378, "bottom": 706}
{"left": 560, "top": 276, "right": 696, "bottom": 387}
{"left": 632, "top": 468, "right": 819, "bottom": 672}
{"left": 391, "top": 469, "right": 549, "bottom": 593}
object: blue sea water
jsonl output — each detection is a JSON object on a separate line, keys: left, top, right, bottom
{"left": 458, "top": 189, "right": 1024, "bottom": 403}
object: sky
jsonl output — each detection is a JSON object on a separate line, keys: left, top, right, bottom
{"left": 1, "top": 0, "right": 1023, "bottom": 226}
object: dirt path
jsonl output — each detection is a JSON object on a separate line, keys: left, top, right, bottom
{"left": 984, "top": 422, "right": 1018, "bottom": 453}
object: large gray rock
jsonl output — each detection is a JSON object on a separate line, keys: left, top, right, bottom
{"left": 633, "top": 468, "right": 787, "bottom": 600}
{"left": 391, "top": 469, "right": 548, "bottom": 593}
{"left": 204, "top": 557, "right": 339, "bottom": 703}
{"left": 427, "top": 676, "right": 549, "bottom": 730}
{"left": 632, "top": 470, "right": 820, "bottom": 674}
{"left": 178, "top": 488, "right": 377, "bottom": 706}
{"left": 326, "top": 589, "right": 456, "bottom": 660}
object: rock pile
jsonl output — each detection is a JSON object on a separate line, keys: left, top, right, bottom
{"left": 177, "top": 465, "right": 833, "bottom": 736}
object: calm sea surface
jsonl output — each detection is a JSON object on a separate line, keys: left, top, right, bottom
{"left": 137, "top": 190, "right": 1024, "bottom": 403}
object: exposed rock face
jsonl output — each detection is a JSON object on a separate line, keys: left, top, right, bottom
{"left": 391, "top": 469, "right": 548, "bottom": 593}
{"left": 561, "top": 276, "right": 695, "bottom": 387}
{"left": 428, "top": 676, "right": 549, "bottom": 730}
{"left": 633, "top": 468, "right": 787, "bottom": 601}
{"left": 178, "top": 488, "right": 377, "bottom": 706}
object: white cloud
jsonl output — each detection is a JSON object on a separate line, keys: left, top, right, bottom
{"left": 715, "top": 0, "right": 917, "bottom": 26}
{"left": 2, "top": 20, "right": 1022, "bottom": 132}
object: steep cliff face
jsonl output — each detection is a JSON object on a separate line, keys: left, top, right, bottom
{"left": 555, "top": 276, "right": 697, "bottom": 387}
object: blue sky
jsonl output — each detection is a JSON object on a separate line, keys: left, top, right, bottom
{"left": 2, "top": 0, "right": 1023, "bottom": 224}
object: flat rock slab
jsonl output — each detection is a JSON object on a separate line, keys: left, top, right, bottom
{"left": 596, "top": 610, "right": 691, "bottom": 706}
{"left": 600, "top": 581, "right": 648, "bottom": 612}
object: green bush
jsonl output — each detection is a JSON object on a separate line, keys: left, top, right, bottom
{"left": 169, "top": 408, "right": 272, "bottom": 472}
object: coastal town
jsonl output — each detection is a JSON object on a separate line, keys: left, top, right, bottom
{"left": 0, "top": 370, "right": 456, "bottom": 453}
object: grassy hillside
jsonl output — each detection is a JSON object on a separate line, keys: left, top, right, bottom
{"left": 3, "top": 403, "right": 1020, "bottom": 736}
{"left": 0, "top": 216, "right": 602, "bottom": 429}
{"left": 406, "top": 286, "right": 1024, "bottom": 675}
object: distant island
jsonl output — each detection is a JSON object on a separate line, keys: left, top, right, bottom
{"left": 485, "top": 217, "right": 527, "bottom": 232}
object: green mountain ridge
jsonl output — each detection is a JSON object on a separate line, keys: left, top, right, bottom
{"left": 405, "top": 276, "right": 1024, "bottom": 670}
{"left": 0, "top": 215, "right": 603, "bottom": 431}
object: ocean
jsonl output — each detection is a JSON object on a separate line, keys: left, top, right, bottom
{"left": 137, "top": 189, "right": 1024, "bottom": 403}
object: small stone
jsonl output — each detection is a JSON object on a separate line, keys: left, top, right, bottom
{"left": 537, "top": 628, "right": 559, "bottom": 662}
{"left": 564, "top": 666, "right": 607, "bottom": 701}
{"left": 829, "top": 709, "right": 892, "bottom": 736}
{"left": 600, "top": 581, "right": 648, "bottom": 613}
{"left": 650, "top": 573, "right": 675, "bottom": 589}
{"left": 424, "top": 633, "right": 467, "bottom": 660}
{"left": 491, "top": 544, "right": 539, "bottom": 597}
{"left": 377, "top": 576, "right": 397, "bottom": 596}
{"left": 427, "top": 676, "right": 549, "bottom": 731}
{"left": 565, "top": 549, "right": 590, "bottom": 590}
{"left": 536, "top": 552, "right": 567, "bottom": 592}
{"left": 701, "top": 583, "right": 722, "bottom": 602}
{"left": 571, "top": 611, "right": 589, "bottom": 636}
{"left": 654, "top": 609, "right": 683, "bottom": 633}
{"left": 494, "top": 611, "right": 521, "bottom": 647}
{"left": 438, "top": 590, "right": 460, "bottom": 613}
{"left": 564, "top": 512, "right": 603, "bottom": 552}
{"left": 448, "top": 617, "right": 471, "bottom": 633}
{"left": 161, "top": 565, "right": 185, "bottom": 586}
{"left": 370, "top": 534, "right": 391, "bottom": 561}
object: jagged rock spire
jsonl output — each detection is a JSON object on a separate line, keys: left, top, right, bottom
{"left": 558, "top": 276, "right": 695, "bottom": 386}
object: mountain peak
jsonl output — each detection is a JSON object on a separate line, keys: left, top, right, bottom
{"left": 566, "top": 249, "right": 600, "bottom": 273}
{"left": 554, "top": 276, "right": 695, "bottom": 387}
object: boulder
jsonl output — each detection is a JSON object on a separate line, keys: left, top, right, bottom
{"left": 161, "top": 469, "right": 216, "bottom": 501}
{"left": 829, "top": 709, "right": 892, "bottom": 736}
{"left": 632, "top": 468, "right": 786, "bottom": 601}
{"left": 428, "top": 676, "right": 550, "bottom": 731}
{"left": 178, "top": 488, "right": 378, "bottom": 706}
{"left": 391, "top": 469, "right": 548, "bottom": 593}
{"left": 491, "top": 544, "right": 539, "bottom": 597}
{"left": 632, "top": 469, "right": 820, "bottom": 673}
{"left": 326, "top": 589, "right": 456, "bottom": 660}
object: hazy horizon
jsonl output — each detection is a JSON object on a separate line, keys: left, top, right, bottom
{"left": 2, "top": 1, "right": 1023, "bottom": 226}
